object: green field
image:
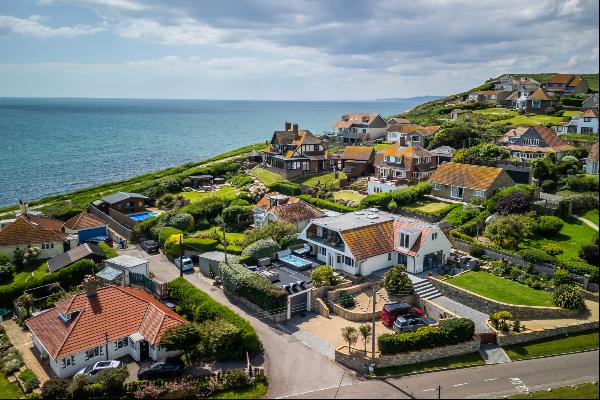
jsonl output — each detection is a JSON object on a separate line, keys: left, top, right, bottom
{"left": 401, "top": 199, "right": 454, "bottom": 214}
{"left": 11, "top": 260, "right": 48, "bottom": 287}
{"left": 509, "top": 382, "right": 599, "bottom": 399}
{"left": 179, "top": 186, "right": 238, "bottom": 202}
{"left": 563, "top": 110, "right": 582, "bottom": 118}
{"left": 292, "top": 172, "right": 347, "bottom": 188}
{"left": 333, "top": 190, "right": 365, "bottom": 203}
{"left": 504, "top": 330, "right": 599, "bottom": 361}
{"left": 560, "top": 133, "right": 599, "bottom": 142}
{"left": 582, "top": 210, "right": 599, "bottom": 226}
{"left": 195, "top": 228, "right": 246, "bottom": 245}
{"left": 374, "top": 352, "right": 485, "bottom": 376}
{"left": 446, "top": 271, "right": 554, "bottom": 307}
{"left": 520, "top": 217, "right": 597, "bottom": 265}
{"left": 251, "top": 167, "right": 286, "bottom": 186}
{"left": 491, "top": 114, "right": 566, "bottom": 127}
{"left": 0, "top": 373, "right": 21, "bottom": 399}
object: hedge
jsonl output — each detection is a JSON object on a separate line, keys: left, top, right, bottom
{"left": 219, "top": 258, "right": 288, "bottom": 314}
{"left": 519, "top": 248, "right": 557, "bottom": 264}
{"left": 164, "top": 237, "right": 219, "bottom": 258}
{"left": 298, "top": 195, "right": 358, "bottom": 212}
{"left": 167, "top": 278, "right": 262, "bottom": 357}
{"left": 158, "top": 227, "right": 183, "bottom": 247}
{"left": 216, "top": 244, "right": 243, "bottom": 255}
{"left": 267, "top": 181, "right": 301, "bottom": 196}
{"left": 0, "top": 259, "right": 96, "bottom": 308}
{"left": 401, "top": 203, "right": 460, "bottom": 217}
{"left": 561, "top": 97, "right": 584, "bottom": 107}
{"left": 558, "top": 260, "right": 599, "bottom": 284}
{"left": 241, "top": 239, "right": 280, "bottom": 260}
{"left": 378, "top": 318, "right": 475, "bottom": 355}
{"left": 360, "top": 182, "right": 432, "bottom": 210}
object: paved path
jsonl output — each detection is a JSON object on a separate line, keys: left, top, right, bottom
{"left": 575, "top": 215, "right": 599, "bottom": 231}
{"left": 1, "top": 320, "right": 51, "bottom": 384}
{"left": 430, "top": 295, "right": 492, "bottom": 333}
{"left": 479, "top": 343, "right": 511, "bottom": 364}
{"left": 283, "top": 350, "right": 599, "bottom": 399}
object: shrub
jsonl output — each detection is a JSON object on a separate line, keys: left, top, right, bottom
{"left": 243, "top": 221, "right": 296, "bottom": 247}
{"left": 157, "top": 193, "right": 176, "bottom": 209}
{"left": 494, "top": 190, "right": 532, "bottom": 215}
{"left": 534, "top": 216, "right": 564, "bottom": 236}
{"left": 489, "top": 310, "right": 513, "bottom": 331}
{"left": 0, "top": 349, "right": 23, "bottom": 374}
{"left": 469, "top": 244, "right": 485, "bottom": 258}
{"left": 580, "top": 236, "right": 599, "bottom": 266}
{"left": 41, "top": 377, "right": 71, "bottom": 399}
{"left": 241, "top": 239, "right": 280, "bottom": 260}
{"left": 164, "top": 235, "right": 183, "bottom": 259}
{"left": 222, "top": 205, "right": 253, "bottom": 231}
{"left": 438, "top": 318, "right": 475, "bottom": 344}
{"left": 163, "top": 213, "right": 195, "bottom": 231}
{"left": 486, "top": 185, "right": 534, "bottom": 213}
{"left": 219, "top": 258, "right": 288, "bottom": 314}
{"left": 564, "top": 175, "right": 596, "bottom": 193}
{"left": 519, "top": 248, "right": 557, "bottom": 264}
{"left": 229, "top": 174, "right": 253, "bottom": 188}
{"left": 158, "top": 227, "right": 183, "bottom": 247}
{"left": 360, "top": 192, "right": 391, "bottom": 209}
{"left": 484, "top": 214, "right": 532, "bottom": 250}
{"left": 543, "top": 243, "right": 563, "bottom": 256}
{"left": 0, "top": 262, "right": 15, "bottom": 285}
{"left": 167, "top": 278, "right": 262, "bottom": 358}
{"left": 552, "top": 284, "right": 586, "bottom": 310}
{"left": 19, "top": 369, "right": 40, "bottom": 392}
{"left": 338, "top": 291, "right": 355, "bottom": 308}
{"left": 310, "top": 265, "right": 336, "bottom": 287}
{"left": 383, "top": 264, "right": 414, "bottom": 296}
{"left": 98, "top": 242, "right": 118, "bottom": 258}
{"left": 553, "top": 268, "right": 572, "bottom": 286}
{"left": 557, "top": 260, "right": 599, "bottom": 284}
{"left": 268, "top": 181, "right": 301, "bottom": 196}
{"left": 298, "top": 195, "right": 358, "bottom": 212}
{"left": 164, "top": 237, "right": 218, "bottom": 259}
{"left": 197, "top": 319, "right": 245, "bottom": 361}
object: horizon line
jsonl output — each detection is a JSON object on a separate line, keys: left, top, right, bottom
{"left": 0, "top": 95, "right": 446, "bottom": 102}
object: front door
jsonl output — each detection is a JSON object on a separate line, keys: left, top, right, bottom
{"left": 139, "top": 340, "right": 149, "bottom": 360}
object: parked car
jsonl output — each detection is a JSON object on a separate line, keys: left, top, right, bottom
{"left": 393, "top": 315, "right": 437, "bottom": 333}
{"left": 380, "top": 302, "right": 423, "bottom": 327}
{"left": 137, "top": 360, "right": 183, "bottom": 379}
{"left": 85, "top": 235, "right": 114, "bottom": 247}
{"left": 140, "top": 239, "right": 159, "bottom": 254}
{"left": 173, "top": 257, "right": 194, "bottom": 272}
{"left": 74, "top": 360, "right": 122, "bottom": 382}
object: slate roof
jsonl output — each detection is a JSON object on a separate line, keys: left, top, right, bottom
{"left": 47, "top": 243, "right": 106, "bottom": 273}
{"left": 341, "top": 146, "right": 375, "bottom": 161}
{"left": 102, "top": 192, "right": 149, "bottom": 204}
{"left": 429, "top": 146, "right": 457, "bottom": 157}
{"left": 429, "top": 162, "right": 507, "bottom": 190}
{"left": 0, "top": 217, "right": 65, "bottom": 246}
{"left": 63, "top": 212, "right": 106, "bottom": 231}
{"left": 25, "top": 286, "right": 186, "bottom": 359}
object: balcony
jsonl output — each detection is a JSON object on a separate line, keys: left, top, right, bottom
{"left": 306, "top": 230, "right": 345, "bottom": 252}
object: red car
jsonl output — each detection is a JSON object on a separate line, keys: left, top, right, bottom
{"left": 380, "top": 302, "right": 423, "bottom": 327}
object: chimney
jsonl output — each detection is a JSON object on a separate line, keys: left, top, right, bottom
{"left": 19, "top": 199, "right": 28, "bottom": 215}
{"left": 284, "top": 122, "right": 292, "bottom": 131}
{"left": 292, "top": 123, "right": 299, "bottom": 139}
{"left": 532, "top": 178, "right": 541, "bottom": 200}
{"left": 84, "top": 275, "right": 97, "bottom": 297}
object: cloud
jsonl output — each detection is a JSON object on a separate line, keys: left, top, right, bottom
{"left": 0, "top": 15, "right": 105, "bottom": 37}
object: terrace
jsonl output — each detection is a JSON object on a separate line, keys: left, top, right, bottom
{"left": 305, "top": 224, "right": 345, "bottom": 252}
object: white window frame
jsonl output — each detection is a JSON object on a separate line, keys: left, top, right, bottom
{"left": 432, "top": 182, "right": 441, "bottom": 190}
{"left": 450, "top": 186, "right": 464, "bottom": 199}
{"left": 473, "top": 189, "right": 485, "bottom": 197}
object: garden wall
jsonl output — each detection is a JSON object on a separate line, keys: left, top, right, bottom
{"left": 428, "top": 277, "right": 582, "bottom": 320}
{"left": 328, "top": 281, "right": 381, "bottom": 302}
{"left": 420, "top": 298, "right": 459, "bottom": 321}
{"left": 88, "top": 205, "right": 133, "bottom": 240}
{"left": 495, "top": 321, "right": 599, "bottom": 347}
{"left": 313, "top": 298, "right": 330, "bottom": 318}
{"left": 331, "top": 303, "right": 381, "bottom": 322}
{"left": 224, "top": 290, "right": 287, "bottom": 323}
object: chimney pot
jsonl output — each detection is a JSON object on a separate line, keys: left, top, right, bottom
{"left": 285, "top": 122, "right": 292, "bottom": 131}
{"left": 84, "top": 275, "right": 97, "bottom": 297}
{"left": 292, "top": 123, "right": 299, "bottom": 139}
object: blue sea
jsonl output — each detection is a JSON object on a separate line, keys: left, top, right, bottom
{"left": 0, "top": 97, "right": 434, "bottom": 208}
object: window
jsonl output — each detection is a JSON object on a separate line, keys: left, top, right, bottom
{"left": 344, "top": 256, "right": 354, "bottom": 266}
{"left": 395, "top": 170, "right": 405, "bottom": 178}
{"left": 387, "top": 253, "right": 392, "bottom": 261}
{"left": 384, "top": 156, "right": 390, "bottom": 162}
{"left": 556, "top": 126, "right": 563, "bottom": 132}
{"left": 432, "top": 182, "right": 441, "bottom": 190}
{"left": 302, "top": 161, "right": 310, "bottom": 171}
{"left": 362, "top": 129, "right": 367, "bottom": 133}
{"left": 85, "top": 346, "right": 103, "bottom": 360}
{"left": 432, "top": 232, "right": 438, "bottom": 240}
{"left": 532, "top": 100, "right": 541, "bottom": 108}
{"left": 523, "top": 138, "right": 540, "bottom": 146}
{"left": 473, "top": 189, "right": 485, "bottom": 197}
{"left": 114, "top": 337, "right": 129, "bottom": 350}
{"left": 581, "top": 127, "right": 594, "bottom": 134}
{"left": 411, "top": 135, "right": 420, "bottom": 142}
{"left": 584, "top": 117, "right": 592, "bottom": 122}
{"left": 320, "top": 246, "right": 326, "bottom": 256}
{"left": 450, "top": 186, "right": 464, "bottom": 199}
{"left": 61, "top": 355, "right": 75, "bottom": 368}
{"left": 399, "top": 233, "right": 410, "bottom": 248}
{"left": 336, "top": 254, "right": 342, "bottom": 264}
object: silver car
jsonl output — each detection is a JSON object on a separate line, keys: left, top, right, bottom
{"left": 393, "top": 316, "right": 437, "bottom": 333}
{"left": 74, "top": 360, "right": 122, "bottom": 382}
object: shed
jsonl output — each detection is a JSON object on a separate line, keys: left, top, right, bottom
{"left": 198, "top": 251, "right": 226, "bottom": 277}
{"left": 47, "top": 243, "right": 107, "bottom": 273}
{"left": 189, "top": 175, "right": 213, "bottom": 188}
{"left": 248, "top": 150, "right": 262, "bottom": 163}
{"left": 103, "top": 255, "right": 149, "bottom": 286}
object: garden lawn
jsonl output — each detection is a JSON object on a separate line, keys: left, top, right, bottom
{"left": 251, "top": 167, "right": 286, "bottom": 186}
{"left": 491, "top": 114, "right": 566, "bottom": 127}
{"left": 196, "top": 228, "right": 246, "bottom": 245}
{"left": 508, "top": 382, "right": 599, "bottom": 399}
{"left": 179, "top": 186, "right": 238, "bottom": 202}
{"left": 212, "top": 382, "right": 268, "bottom": 399}
{"left": 292, "top": 172, "right": 347, "bottom": 189}
{"left": 0, "top": 373, "right": 22, "bottom": 399}
{"left": 374, "top": 143, "right": 394, "bottom": 151}
{"left": 473, "top": 108, "right": 518, "bottom": 117}
{"left": 520, "top": 217, "right": 597, "bottom": 265}
{"left": 374, "top": 352, "right": 484, "bottom": 376}
{"left": 562, "top": 110, "right": 582, "bottom": 118}
{"left": 582, "top": 210, "right": 599, "bottom": 226}
{"left": 10, "top": 260, "right": 48, "bottom": 287}
{"left": 446, "top": 271, "right": 554, "bottom": 307}
{"left": 333, "top": 190, "right": 365, "bottom": 203}
{"left": 401, "top": 199, "right": 454, "bottom": 214}
{"left": 504, "top": 330, "right": 599, "bottom": 361}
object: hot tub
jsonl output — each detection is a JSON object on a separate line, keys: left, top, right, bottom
{"left": 278, "top": 254, "right": 312, "bottom": 271}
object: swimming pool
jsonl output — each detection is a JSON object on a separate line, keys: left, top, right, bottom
{"left": 279, "top": 254, "right": 312, "bottom": 271}
{"left": 128, "top": 211, "right": 158, "bottom": 221}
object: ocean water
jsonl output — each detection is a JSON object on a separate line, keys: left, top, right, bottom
{"left": 0, "top": 97, "right": 431, "bottom": 208}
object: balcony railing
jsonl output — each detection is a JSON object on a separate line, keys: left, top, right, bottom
{"left": 306, "top": 233, "right": 345, "bottom": 252}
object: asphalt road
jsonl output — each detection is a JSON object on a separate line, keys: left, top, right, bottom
{"left": 281, "top": 350, "right": 599, "bottom": 399}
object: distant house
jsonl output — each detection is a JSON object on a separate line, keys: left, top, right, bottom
{"left": 26, "top": 279, "right": 185, "bottom": 378}
{"left": 47, "top": 243, "right": 106, "bottom": 273}
{"left": 500, "top": 125, "right": 574, "bottom": 161}
{"left": 253, "top": 192, "right": 324, "bottom": 232}
{"left": 573, "top": 109, "right": 599, "bottom": 134}
{"left": 62, "top": 212, "right": 108, "bottom": 244}
{"left": 99, "top": 192, "right": 149, "bottom": 214}
{"left": 509, "top": 88, "right": 555, "bottom": 114}
{"left": 429, "top": 146, "right": 457, "bottom": 164}
{"left": 386, "top": 124, "right": 440, "bottom": 145}
{"left": 467, "top": 90, "right": 511, "bottom": 105}
{"left": 429, "top": 162, "right": 515, "bottom": 202}
{"left": 262, "top": 122, "right": 335, "bottom": 179}
{"left": 493, "top": 75, "right": 518, "bottom": 91}
{"left": 544, "top": 74, "right": 589, "bottom": 96}
{"left": 340, "top": 146, "right": 375, "bottom": 178}
{"left": 298, "top": 210, "right": 452, "bottom": 275}
{"left": 586, "top": 143, "right": 599, "bottom": 175}
{"left": 582, "top": 93, "right": 599, "bottom": 111}
{"left": 516, "top": 77, "right": 542, "bottom": 91}
{"left": 332, "top": 113, "right": 388, "bottom": 143}
{"left": 387, "top": 117, "right": 412, "bottom": 127}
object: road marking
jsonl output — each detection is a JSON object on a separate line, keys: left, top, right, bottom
{"left": 453, "top": 382, "right": 468, "bottom": 387}
{"left": 276, "top": 383, "right": 353, "bottom": 399}
{"left": 485, "top": 378, "right": 499, "bottom": 382}
{"left": 509, "top": 377, "right": 529, "bottom": 393}
{"left": 423, "top": 388, "right": 437, "bottom": 392}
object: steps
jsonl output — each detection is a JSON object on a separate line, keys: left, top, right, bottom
{"left": 413, "top": 280, "right": 442, "bottom": 300}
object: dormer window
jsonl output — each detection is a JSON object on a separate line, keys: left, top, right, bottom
{"left": 399, "top": 232, "right": 410, "bottom": 248}
{"left": 58, "top": 311, "right": 78, "bottom": 322}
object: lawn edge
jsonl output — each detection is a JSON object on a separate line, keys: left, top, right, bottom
{"left": 506, "top": 347, "right": 599, "bottom": 362}
{"left": 367, "top": 361, "right": 485, "bottom": 380}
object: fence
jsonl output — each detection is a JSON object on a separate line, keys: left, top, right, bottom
{"left": 88, "top": 204, "right": 134, "bottom": 240}
{"left": 130, "top": 272, "right": 168, "bottom": 299}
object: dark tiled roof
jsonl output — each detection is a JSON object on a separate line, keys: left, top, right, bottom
{"left": 47, "top": 243, "right": 106, "bottom": 272}
{"left": 102, "top": 192, "right": 149, "bottom": 204}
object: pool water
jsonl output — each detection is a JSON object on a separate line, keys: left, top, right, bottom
{"left": 279, "top": 254, "right": 312, "bottom": 269}
{"left": 128, "top": 211, "right": 158, "bottom": 221}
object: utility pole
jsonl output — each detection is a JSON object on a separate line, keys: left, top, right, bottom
{"left": 179, "top": 233, "right": 184, "bottom": 278}
{"left": 105, "top": 333, "right": 109, "bottom": 361}
{"left": 438, "top": 384, "right": 441, "bottom": 399}
{"left": 220, "top": 215, "right": 228, "bottom": 265}
{"left": 370, "top": 284, "right": 377, "bottom": 370}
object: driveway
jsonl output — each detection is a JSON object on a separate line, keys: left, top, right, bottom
{"left": 114, "top": 245, "right": 184, "bottom": 283}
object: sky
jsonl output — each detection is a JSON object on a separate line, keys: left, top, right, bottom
{"left": 0, "top": 0, "right": 598, "bottom": 100}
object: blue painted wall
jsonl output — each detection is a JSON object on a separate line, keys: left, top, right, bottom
{"left": 78, "top": 226, "right": 108, "bottom": 243}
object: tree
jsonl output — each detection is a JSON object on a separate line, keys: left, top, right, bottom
{"left": 383, "top": 265, "right": 413, "bottom": 296}
{"left": 531, "top": 154, "right": 558, "bottom": 183}
{"left": 159, "top": 323, "right": 202, "bottom": 360}
{"left": 484, "top": 215, "right": 532, "bottom": 250}
{"left": 580, "top": 235, "right": 599, "bottom": 265}
{"left": 494, "top": 190, "right": 532, "bottom": 215}
{"left": 241, "top": 238, "right": 280, "bottom": 260}
{"left": 359, "top": 324, "right": 372, "bottom": 355}
{"left": 340, "top": 326, "right": 358, "bottom": 351}
{"left": 17, "top": 293, "right": 34, "bottom": 316}
{"left": 41, "top": 378, "right": 71, "bottom": 399}
{"left": 242, "top": 221, "right": 295, "bottom": 246}
{"left": 0, "top": 262, "right": 15, "bottom": 285}
{"left": 95, "top": 366, "right": 129, "bottom": 398}
{"left": 453, "top": 143, "right": 510, "bottom": 165}
{"left": 310, "top": 265, "right": 336, "bottom": 287}
{"left": 427, "top": 123, "right": 480, "bottom": 150}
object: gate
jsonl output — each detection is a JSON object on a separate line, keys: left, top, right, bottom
{"left": 479, "top": 332, "right": 497, "bottom": 345}
{"left": 289, "top": 291, "right": 308, "bottom": 316}
{"left": 130, "top": 272, "right": 167, "bottom": 299}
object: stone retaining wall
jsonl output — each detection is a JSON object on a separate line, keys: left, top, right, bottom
{"left": 311, "top": 281, "right": 354, "bottom": 299}
{"left": 428, "top": 277, "right": 582, "bottom": 320}
{"left": 495, "top": 321, "right": 599, "bottom": 347}
{"left": 329, "top": 281, "right": 381, "bottom": 302}
{"left": 313, "top": 298, "right": 330, "bottom": 318}
{"left": 331, "top": 303, "right": 380, "bottom": 322}
{"left": 421, "top": 298, "right": 458, "bottom": 321}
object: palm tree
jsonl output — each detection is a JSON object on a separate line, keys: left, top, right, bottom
{"left": 340, "top": 326, "right": 358, "bottom": 353}
{"left": 359, "top": 324, "right": 372, "bottom": 355}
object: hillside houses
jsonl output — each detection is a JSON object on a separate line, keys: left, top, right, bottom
{"left": 331, "top": 113, "right": 388, "bottom": 143}
{"left": 386, "top": 124, "right": 440, "bottom": 145}
{"left": 544, "top": 74, "right": 589, "bottom": 96}
{"left": 500, "top": 125, "right": 574, "bottom": 161}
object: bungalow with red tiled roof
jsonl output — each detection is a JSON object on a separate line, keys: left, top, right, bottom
{"left": 499, "top": 125, "right": 574, "bottom": 161}
{"left": 254, "top": 192, "right": 324, "bottom": 232}
{"left": 262, "top": 122, "right": 336, "bottom": 179}
{"left": 331, "top": 113, "right": 388, "bottom": 143}
{"left": 299, "top": 210, "right": 451, "bottom": 275}
{"left": 62, "top": 212, "right": 109, "bottom": 244}
{"left": 26, "top": 277, "right": 186, "bottom": 378}
{"left": 544, "top": 74, "right": 589, "bottom": 96}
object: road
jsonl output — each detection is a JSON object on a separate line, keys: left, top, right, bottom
{"left": 281, "top": 350, "right": 599, "bottom": 399}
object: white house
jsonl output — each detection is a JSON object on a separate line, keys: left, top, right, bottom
{"left": 298, "top": 210, "right": 451, "bottom": 276}
{"left": 586, "top": 143, "right": 599, "bottom": 175}
{"left": 0, "top": 215, "right": 68, "bottom": 261}
{"left": 26, "top": 278, "right": 185, "bottom": 378}
{"left": 573, "top": 109, "right": 599, "bottom": 134}
{"left": 332, "top": 113, "right": 388, "bottom": 143}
